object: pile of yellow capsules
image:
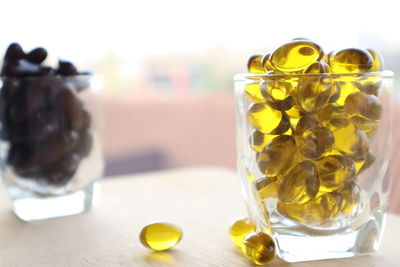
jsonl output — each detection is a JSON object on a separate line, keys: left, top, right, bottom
{"left": 245, "top": 38, "right": 383, "bottom": 227}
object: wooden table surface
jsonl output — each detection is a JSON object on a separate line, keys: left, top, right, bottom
{"left": 0, "top": 167, "right": 399, "bottom": 267}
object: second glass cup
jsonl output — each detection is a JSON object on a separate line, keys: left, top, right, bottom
{"left": 0, "top": 74, "right": 104, "bottom": 221}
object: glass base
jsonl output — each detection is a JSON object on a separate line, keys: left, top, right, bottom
{"left": 9, "top": 182, "right": 99, "bottom": 221}
{"left": 273, "top": 213, "right": 386, "bottom": 262}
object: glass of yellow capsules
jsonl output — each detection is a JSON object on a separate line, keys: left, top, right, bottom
{"left": 234, "top": 39, "right": 394, "bottom": 263}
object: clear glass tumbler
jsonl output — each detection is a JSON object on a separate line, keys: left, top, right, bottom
{"left": 0, "top": 75, "right": 104, "bottom": 221}
{"left": 234, "top": 71, "right": 393, "bottom": 262}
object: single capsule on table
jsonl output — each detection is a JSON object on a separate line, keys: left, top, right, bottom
{"left": 327, "top": 117, "right": 369, "bottom": 160}
{"left": 139, "top": 223, "right": 183, "bottom": 251}
{"left": 229, "top": 218, "right": 256, "bottom": 248}
{"left": 242, "top": 232, "right": 276, "bottom": 265}
{"left": 257, "top": 135, "right": 296, "bottom": 176}
{"left": 255, "top": 176, "right": 279, "bottom": 199}
{"left": 316, "top": 155, "right": 356, "bottom": 192}
{"left": 247, "top": 54, "right": 265, "bottom": 74}
{"left": 247, "top": 103, "right": 290, "bottom": 134}
{"left": 270, "top": 40, "right": 324, "bottom": 73}
{"left": 328, "top": 48, "right": 373, "bottom": 73}
{"left": 278, "top": 160, "right": 320, "bottom": 204}
{"left": 298, "top": 126, "right": 334, "bottom": 159}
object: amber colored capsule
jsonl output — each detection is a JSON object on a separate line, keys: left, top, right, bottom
{"left": 247, "top": 54, "right": 265, "bottom": 74}
{"left": 297, "top": 76, "right": 332, "bottom": 113}
{"left": 250, "top": 130, "right": 276, "bottom": 152}
{"left": 229, "top": 218, "right": 256, "bottom": 248}
{"left": 255, "top": 176, "right": 279, "bottom": 199}
{"left": 257, "top": 135, "right": 296, "bottom": 176}
{"left": 344, "top": 92, "right": 382, "bottom": 121}
{"left": 278, "top": 160, "right": 320, "bottom": 204}
{"left": 245, "top": 83, "right": 264, "bottom": 102}
{"left": 317, "top": 104, "right": 345, "bottom": 122}
{"left": 354, "top": 150, "right": 375, "bottom": 174}
{"left": 355, "top": 76, "right": 382, "bottom": 96}
{"left": 270, "top": 40, "right": 324, "bottom": 72}
{"left": 329, "top": 48, "right": 373, "bottom": 73}
{"left": 305, "top": 192, "right": 343, "bottom": 225}
{"left": 295, "top": 115, "right": 318, "bottom": 136}
{"left": 351, "top": 116, "right": 378, "bottom": 137}
{"left": 277, "top": 201, "right": 307, "bottom": 223}
{"left": 260, "top": 79, "right": 294, "bottom": 111}
{"left": 328, "top": 117, "right": 369, "bottom": 159}
{"left": 367, "top": 48, "right": 384, "bottom": 72}
{"left": 261, "top": 53, "right": 275, "bottom": 72}
{"left": 337, "top": 181, "right": 360, "bottom": 215}
{"left": 316, "top": 155, "right": 356, "bottom": 192}
{"left": 242, "top": 232, "right": 276, "bottom": 265}
{"left": 298, "top": 126, "right": 334, "bottom": 159}
{"left": 247, "top": 103, "right": 290, "bottom": 134}
{"left": 333, "top": 81, "right": 360, "bottom": 106}
{"left": 139, "top": 223, "right": 183, "bottom": 251}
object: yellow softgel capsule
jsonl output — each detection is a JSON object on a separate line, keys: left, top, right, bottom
{"left": 317, "top": 104, "right": 345, "bottom": 122}
{"left": 262, "top": 53, "right": 275, "bottom": 72}
{"left": 250, "top": 130, "right": 276, "bottom": 152}
{"left": 245, "top": 83, "right": 264, "bottom": 102}
{"left": 139, "top": 223, "right": 183, "bottom": 251}
{"left": 247, "top": 103, "right": 290, "bottom": 134}
{"left": 270, "top": 40, "right": 323, "bottom": 72}
{"left": 295, "top": 115, "right": 319, "bottom": 136}
{"left": 257, "top": 135, "right": 296, "bottom": 176}
{"left": 333, "top": 81, "right": 360, "bottom": 106}
{"left": 354, "top": 150, "right": 375, "bottom": 174}
{"left": 337, "top": 181, "right": 360, "bottom": 215}
{"left": 247, "top": 54, "right": 265, "bottom": 74}
{"left": 328, "top": 117, "right": 369, "bottom": 159}
{"left": 278, "top": 160, "right": 320, "bottom": 204}
{"left": 316, "top": 155, "right": 356, "bottom": 192}
{"left": 329, "top": 48, "right": 373, "bottom": 73}
{"left": 255, "top": 176, "right": 279, "bottom": 199}
{"left": 242, "top": 232, "right": 276, "bottom": 265}
{"left": 260, "top": 78, "right": 295, "bottom": 111}
{"left": 367, "top": 48, "right": 384, "bottom": 72}
{"left": 229, "top": 218, "right": 256, "bottom": 248}
{"left": 298, "top": 126, "right": 334, "bottom": 159}
{"left": 344, "top": 92, "right": 382, "bottom": 121}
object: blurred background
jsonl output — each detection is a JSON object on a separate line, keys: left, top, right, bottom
{"left": 0, "top": 0, "right": 399, "bottom": 212}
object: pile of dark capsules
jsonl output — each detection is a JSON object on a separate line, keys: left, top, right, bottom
{"left": 0, "top": 43, "right": 93, "bottom": 186}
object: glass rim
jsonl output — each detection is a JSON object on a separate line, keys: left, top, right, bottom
{"left": 234, "top": 70, "right": 394, "bottom": 81}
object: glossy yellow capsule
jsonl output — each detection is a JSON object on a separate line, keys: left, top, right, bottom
{"left": 298, "top": 126, "right": 334, "bottom": 159}
{"left": 250, "top": 130, "right": 275, "bottom": 152}
{"left": 270, "top": 40, "right": 324, "bottom": 72}
{"left": 329, "top": 48, "right": 373, "bottom": 73}
{"left": 257, "top": 135, "right": 297, "bottom": 176}
{"left": 354, "top": 150, "right": 375, "bottom": 174}
{"left": 247, "top": 54, "right": 265, "bottom": 74}
{"left": 355, "top": 76, "right": 382, "bottom": 96}
{"left": 278, "top": 161, "right": 320, "bottom": 204}
{"left": 316, "top": 155, "right": 356, "bottom": 192}
{"left": 139, "top": 223, "right": 183, "bottom": 251}
{"left": 295, "top": 115, "right": 319, "bottom": 136}
{"left": 255, "top": 176, "right": 279, "bottom": 199}
{"left": 247, "top": 103, "right": 290, "bottom": 134}
{"left": 344, "top": 92, "right": 382, "bottom": 121}
{"left": 333, "top": 82, "right": 360, "bottom": 106}
{"left": 338, "top": 181, "right": 360, "bottom": 215}
{"left": 242, "top": 232, "right": 276, "bottom": 265}
{"left": 260, "top": 79, "right": 294, "bottom": 111}
{"left": 262, "top": 53, "right": 275, "bottom": 72}
{"left": 328, "top": 117, "right": 369, "bottom": 159}
{"left": 229, "top": 218, "right": 256, "bottom": 248}
{"left": 367, "top": 48, "right": 384, "bottom": 72}
{"left": 297, "top": 76, "right": 332, "bottom": 113}
{"left": 245, "top": 83, "right": 264, "bottom": 102}
{"left": 317, "top": 104, "right": 345, "bottom": 122}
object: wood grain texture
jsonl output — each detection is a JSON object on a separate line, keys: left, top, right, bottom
{"left": 0, "top": 167, "right": 398, "bottom": 267}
